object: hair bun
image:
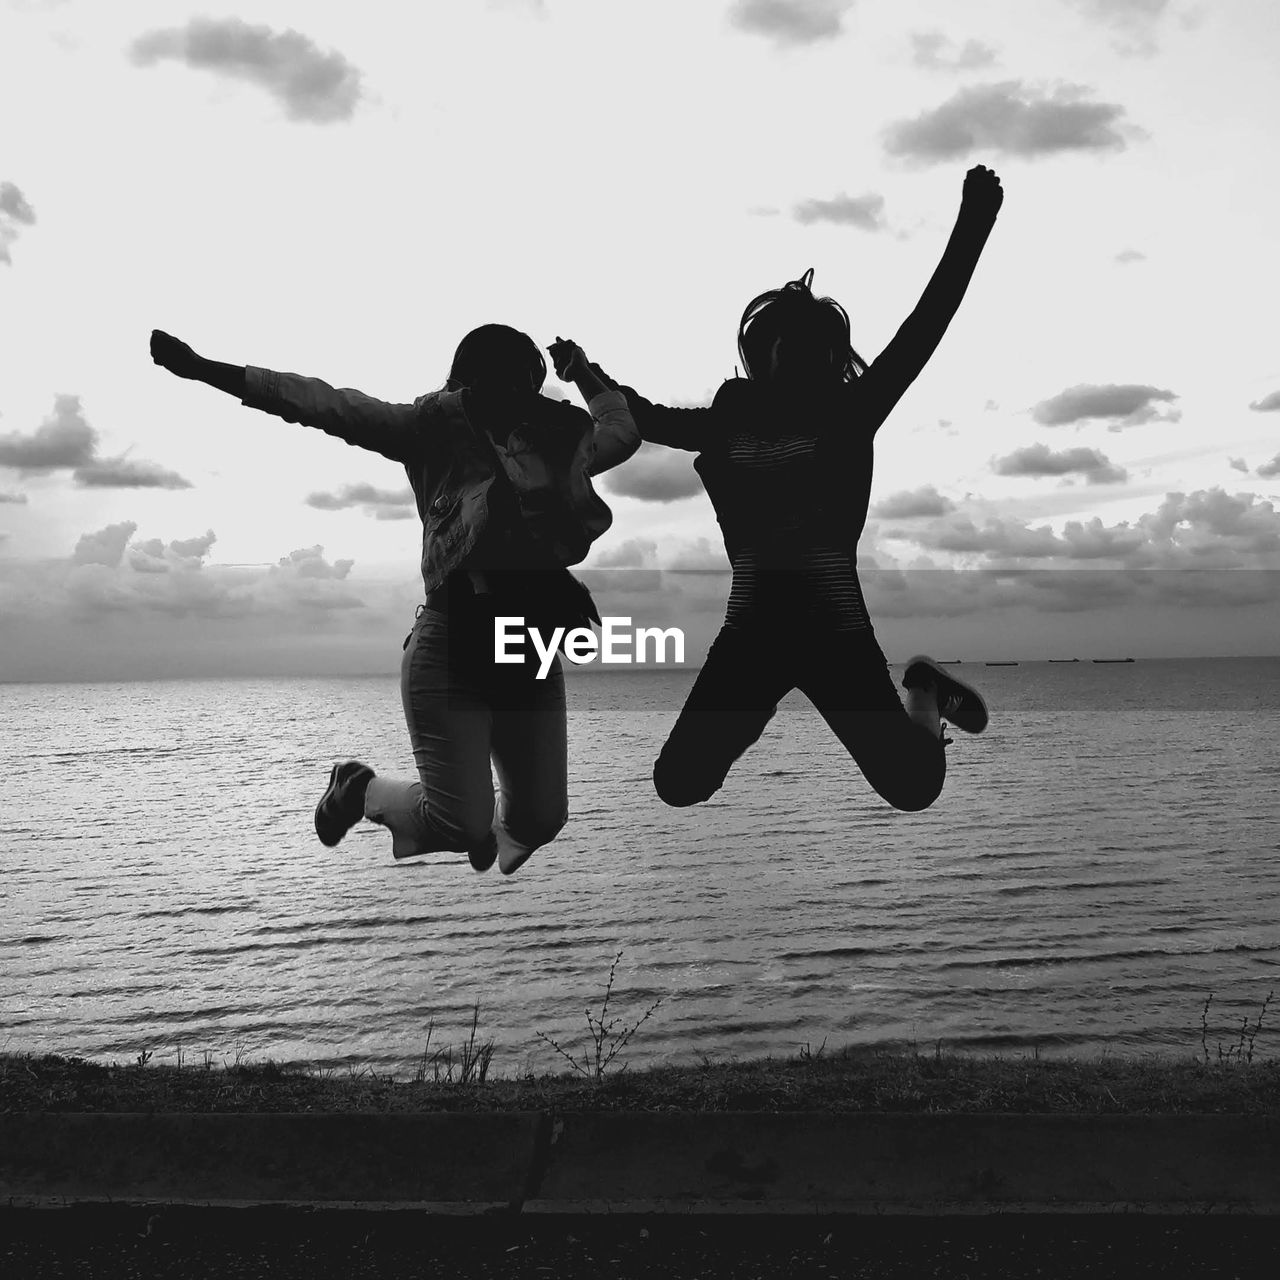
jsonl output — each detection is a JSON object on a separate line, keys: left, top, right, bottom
{"left": 783, "top": 267, "right": 816, "bottom": 295}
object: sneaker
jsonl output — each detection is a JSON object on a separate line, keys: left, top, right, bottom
{"left": 314, "top": 761, "right": 374, "bottom": 847}
{"left": 902, "top": 656, "right": 989, "bottom": 734}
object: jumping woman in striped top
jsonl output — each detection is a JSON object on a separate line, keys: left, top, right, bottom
{"left": 559, "top": 164, "right": 1003, "bottom": 815}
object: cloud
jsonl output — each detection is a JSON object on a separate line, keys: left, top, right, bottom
{"left": 5, "top": 516, "right": 1273, "bottom": 678}
{"left": 277, "top": 544, "right": 354, "bottom": 580}
{"left": 0, "top": 522, "right": 444, "bottom": 677}
{"left": 586, "top": 535, "right": 728, "bottom": 577}
{"left": 665, "top": 537, "right": 731, "bottom": 571}
{"left": 0, "top": 182, "right": 35, "bottom": 223}
{"left": 871, "top": 485, "right": 957, "bottom": 518}
{"left": 601, "top": 442, "right": 704, "bottom": 503}
{"left": 0, "top": 395, "right": 96, "bottom": 471}
{"left": 792, "top": 192, "right": 886, "bottom": 231}
{"left": 129, "top": 17, "right": 364, "bottom": 123}
{"left": 53, "top": 526, "right": 365, "bottom": 620}
{"left": 1114, "top": 248, "right": 1146, "bottom": 264}
{"left": 128, "top": 530, "right": 216, "bottom": 574}
{"left": 909, "top": 515, "right": 1065, "bottom": 560}
{"left": 859, "top": 567, "right": 1280, "bottom": 637}
{"left": 305, "top": 481, "right": 416, "bottom": 519}
{"left": 992, "top": 443, "right": 1129, "bottom": 484}
{"left": 0, "top": 490, "right": 28, "bottom": 504}
{"left": 1248, "top": 390, "right": 1280, "bottom": 413}
{"left": 72, "top": 521, "right": 137, "bottom": 567}
{"left": 74, "top": 457, "right": 193, "bottom": 489}
{"left": 1228, "top": 457, "right": 1248, "bottom": 474}
{"left": 883, "top": 81, "right": 1136, "bottom": 163}
{"left": 727, "top": 0, "right": 855, "bottom": 46}
{"left": 594, "top": 537, "right": 659, "bottom": 569}
{"left": 1063, "top": 0, "right": 1173, "bottom": 54}
{"left": 0, "top": 393, "right": 192, "bottom": 486}
{"left": 170, "top": 531, "right": 217, "bottom": 560}
{"left": 909, "top": 31, "right": 998, "bottom": 71}
{"left": 1257, "top": 454, "right": 1280, "bottom": 479}
{"left": 1138, "top": 490, "right": 1280, "bottom": 564}
{"left": 899, "top": 488, "right": 1280, "bottom": 569}
{"left": 1065, "top": 0, "right": 1170, "bottom": 21}
{"left": 1031, "top": 383, "right": 1179, "bottom": 429}
{"left": 0, "top": 180, "right": 37, "bottom": 265}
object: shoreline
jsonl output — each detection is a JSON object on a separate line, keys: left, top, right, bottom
{"left": 5, "top": 1046, "right": 1278, "bottom": 1115}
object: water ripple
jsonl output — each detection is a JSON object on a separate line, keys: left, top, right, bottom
{"left": 6, "top": 660, "right": 1280, "bottom": 1070}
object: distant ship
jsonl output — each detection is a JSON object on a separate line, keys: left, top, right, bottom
{"left": 1048, "top": 658, "right": 1080, "bottom": 663}
{"left": 1092, "top": 658, "right": 1136, "bottom": 664}
{"left": 985, "top": 661, "right": 1019, "bottom": 666}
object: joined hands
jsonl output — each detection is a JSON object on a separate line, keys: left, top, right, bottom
{"left": 548, "top": 336, "right": 590, "bottom": 384}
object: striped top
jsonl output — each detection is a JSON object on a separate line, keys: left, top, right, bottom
{"left": 719, "top": 427, "right": 871, "bottom": 632}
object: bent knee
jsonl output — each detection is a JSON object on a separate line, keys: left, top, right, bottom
{"left": 503, "top": 807, "right": 568, "bottom": 851}
{"left": 653, "top": 756, "right": 720, "bottom": 808}
{"left": 886, "top": 787, "right": 941, "bottom": 814}
{"left": 880, "top": 765, "right": 945, "bottom": 813}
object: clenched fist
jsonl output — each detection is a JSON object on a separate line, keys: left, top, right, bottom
{"left": 962, "top": 165, "right": 1003, "bottom": 219}
{"left": 150, "top": 330, "right": 203, "bottom": 379}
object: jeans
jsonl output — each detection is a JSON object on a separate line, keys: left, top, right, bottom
{"left": 653, "top": 622, "right": 946, "bottom": 813}
{"left": 363, "top": 596, "right": 568, "bottom": 863}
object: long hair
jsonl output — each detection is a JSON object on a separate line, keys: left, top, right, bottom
{"left": 445, "top": 323, "right": 547, "bottom": 394}
{"left": 737, "top": 268, "right": 867, "bottom": 384}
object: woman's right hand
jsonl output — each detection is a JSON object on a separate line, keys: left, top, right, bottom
{"left": 548, "top": 336, "right": 590, "bottom": 383}
{"left": 150, "top": 330, "right": 204, "bottom": 379}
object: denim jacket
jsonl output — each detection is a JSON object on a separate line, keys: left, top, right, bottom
{"left": 242, "top": 367, "right": 639, "bottom": 594}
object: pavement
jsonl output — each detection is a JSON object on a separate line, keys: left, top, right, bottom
{"left": 5, "top": 1208, "right": 1280, "bottom": 1278}
{"left": 5, "top": 1113, "right": 1279, "bottom": 1276}
{"left": 3, "top": 1111, "right": 1278, "bottom": 1215}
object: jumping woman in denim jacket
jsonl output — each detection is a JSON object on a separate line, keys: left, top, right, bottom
{"left": 569, "top": 165, "right": 1003, "bottom": 817}
{"left": 150, "top": 325, "right": 638, "bottom": 874}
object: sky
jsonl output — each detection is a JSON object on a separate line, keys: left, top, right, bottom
{"left": 1, "top": 0, "right": 1278, "bottom": 679}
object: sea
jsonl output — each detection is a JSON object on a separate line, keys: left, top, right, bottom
{"left": 4, "top": 657, "right": 1279, "bottom": 1077}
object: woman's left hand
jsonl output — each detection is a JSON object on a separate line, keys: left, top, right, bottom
{"left": 548, "top": 336, "right": 589, "bottom": 383}
{"left": 962, "top": 165, "right": 1003, "bottom": 218}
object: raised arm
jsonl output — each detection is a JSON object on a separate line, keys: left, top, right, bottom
{"left": 547, "top": 337, "right": 641, "bottom": 475}
{"left": 149, "top": 330, "right": 421, "bottom": 464}
{"left": 859, "top": 165, "right": 1003, "bottom": 426}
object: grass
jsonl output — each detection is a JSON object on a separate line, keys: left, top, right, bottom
{"left": 4, "top": 1044, "right": 1279, "bottom": 1116}
{"left": 5, "top": 971, "right": 1274, "bottom": 1117}
{"left": 533, "top": 949, "right": 665, "bottom": 1082}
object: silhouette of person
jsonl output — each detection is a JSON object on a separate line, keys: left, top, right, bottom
{"left": 151, "top": 324, "right": 638, "bottom": 873}
{"left": 564, "top": 164, "right": 1003, "bottom": 814}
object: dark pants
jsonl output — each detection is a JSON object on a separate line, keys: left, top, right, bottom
{"left": 653, "top": 623, "right": 946, "bottom": 813}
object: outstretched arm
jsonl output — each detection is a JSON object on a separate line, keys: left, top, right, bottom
{"left": 859, "top": 165, "right": 1003, "bottom": 426}
{"left": 151, "top": 331, "right": 246, "bottom": 396}
{"left": 150, "top": 330, "right": 421, "bottom": 463}
{"left": 549, "top": 340, "right": 714, "bottom": 454}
